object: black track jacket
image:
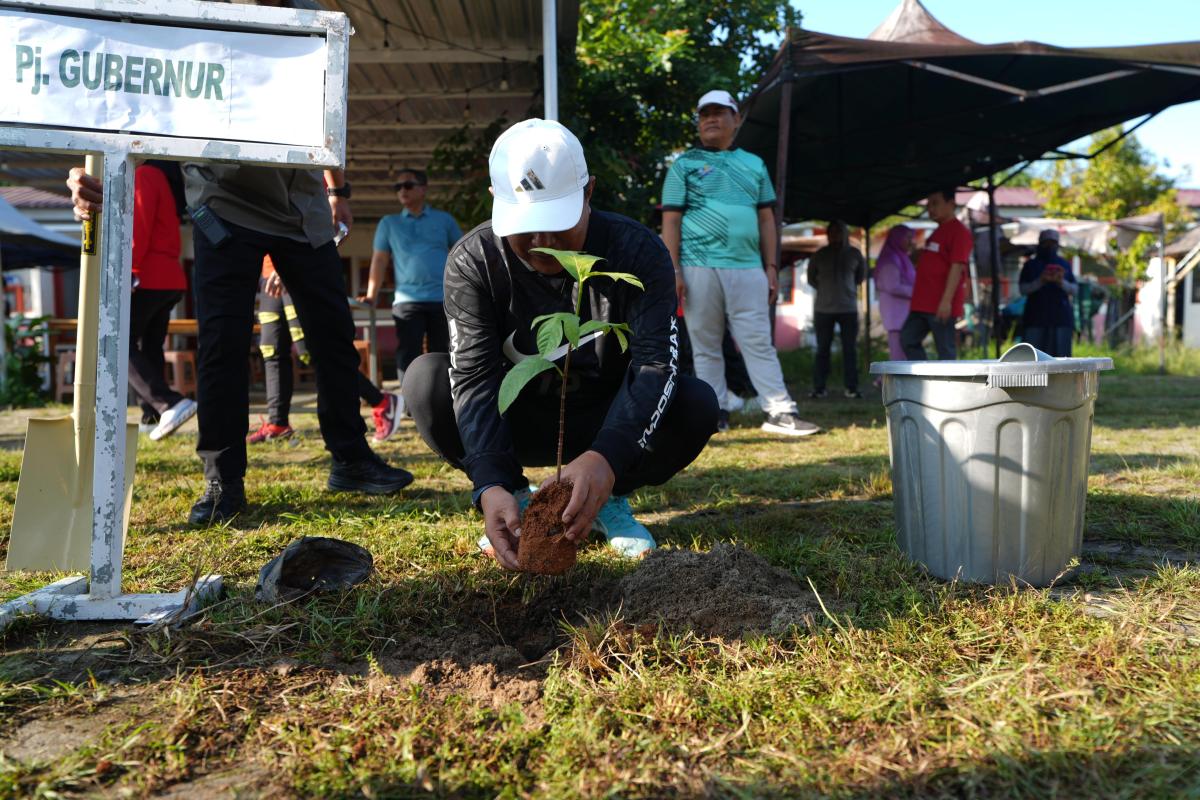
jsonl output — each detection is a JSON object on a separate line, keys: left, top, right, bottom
{"left": 444, "top": 209, "right": 680, "bottom": 502}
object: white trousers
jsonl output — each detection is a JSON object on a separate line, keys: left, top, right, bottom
{"left": 682, "top": 266, "right": 797, "bottom": 416}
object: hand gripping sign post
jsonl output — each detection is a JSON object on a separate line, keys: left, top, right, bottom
{"left": 0, "top": 0, "right": 350, "bottom": 631}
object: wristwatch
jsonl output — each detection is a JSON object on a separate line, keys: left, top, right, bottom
{"left": 326, "top": 182, "right": 352, "bottom": 199}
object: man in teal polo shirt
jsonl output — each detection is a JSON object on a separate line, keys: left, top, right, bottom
{"left": 661, "top": 90, "right": 817, "bottom": 437}
{"left": 361, "top": 169, "right": 463, "bottom": 412}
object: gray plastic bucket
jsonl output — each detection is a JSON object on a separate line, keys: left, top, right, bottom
{"left": 870, "top": 344, "right": 1113, "bottom": 586}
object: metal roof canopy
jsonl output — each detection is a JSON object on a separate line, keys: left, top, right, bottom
{"left": 0, "top": 0, "right": 351, "bottom": 632}
{"left": 324, "top": 0, "right": 578, "bottom": 219}
{"left": 737, "top": 8, "right": 1200, "bottom": 229}
{"left": 0, "top": 1, "right": 579, "bottom": 221}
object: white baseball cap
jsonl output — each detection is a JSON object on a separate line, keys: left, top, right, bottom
{"left": 488, "top": 119, "right": 590, "bottom": 236}
{"left": 697, "top": 89, "right": 739, "bottom": 112}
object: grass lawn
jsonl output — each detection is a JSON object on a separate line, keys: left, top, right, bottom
{"left": 1, "top": 345, "right": 1198, "bottom": 798}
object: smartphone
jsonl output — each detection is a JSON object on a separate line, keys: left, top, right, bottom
{"left": 334, "top": 222, "right": 349, "bottom": 246}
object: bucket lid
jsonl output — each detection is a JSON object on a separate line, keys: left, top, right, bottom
{"left": 870, "top": 343, "right": 1113, "bottom": 388}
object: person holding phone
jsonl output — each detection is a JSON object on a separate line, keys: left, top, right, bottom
{"left": 1019, "top": 228, "right": 1078, "bottom": 357}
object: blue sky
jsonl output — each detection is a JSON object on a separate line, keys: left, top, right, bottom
{"left": 794, "top": 0, "right": 1200, "bottom": 186}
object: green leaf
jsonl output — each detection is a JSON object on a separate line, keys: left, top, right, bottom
{"left": 612, "top": 325, "right": 629, "bottom": 352}
{"left": 531, "top": 312, "right": 581, "bottom": 351}
{"left": 591, "top": 270, "right": 645, "bottom": 291}
{"left": 578, "top": 319, "right": 610, "bottom": 337}
{"left": 537, "top": 318, "right": 564, "bottom": 357}
{"left": 499, "top": 357, "right": 557, "bottom": 414}
{"left": 530, "top": 247, "right": 606, "bottom": 283}
{"left": 562, "top": 314, "right": 579, "bottom": 348}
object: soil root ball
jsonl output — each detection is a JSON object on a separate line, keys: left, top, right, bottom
{"left": 518, "top": 481, "right": 577, "bottom": 575}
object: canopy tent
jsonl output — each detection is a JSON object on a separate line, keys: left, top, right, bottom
{"left": 0, "top": 193, "right": 77, "bottom": 270}
{"left": 736, "top": 0, "right": 1200, "bottom": 229}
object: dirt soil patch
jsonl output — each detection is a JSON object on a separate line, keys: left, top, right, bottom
{"left": 378, "top": 631, "right": 543, "bottom": 714}
{"left": 617, "top": 544, "right": 824, "bottom": 638}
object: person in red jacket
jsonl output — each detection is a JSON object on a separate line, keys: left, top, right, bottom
{"left": 130, "top": 161, "right": 197, "bottom": 440}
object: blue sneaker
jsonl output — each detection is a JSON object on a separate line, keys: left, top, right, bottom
{"left": 592, "top": 496, "right": 656, "bottom": 558}
{"left": 478, "top": 486, "right": 534, "bottom": 555}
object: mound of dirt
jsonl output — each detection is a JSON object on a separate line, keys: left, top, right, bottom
{"left": 618, "top": 544, "right": 823, "bottom": 639}
{"left": 375, "top": 631, "right": 544, "bottom": 717}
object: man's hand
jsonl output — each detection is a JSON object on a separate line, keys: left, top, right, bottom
{"left": 550, "top": 450, "right": 616, "bottom": 542}
{"left": 66, "top": 167, "right": 103, "bottom": 221}
{"left": 479, "top": 486, "right": 521, "bottom": 570}
{"left": 329, "top": 196, "right": 353, "bottom": 234}
{"left": 264, "top": 271, "right": 284, "bottom": 298}
{"left": 355, "top": 287, "right": 378, "bottom": 305}
{"left": 766, "top": 264, "right": 779, "bottom": 306}
{"left": 936, "top": 298, "right": 953, "bottom": 323}
{"left": 674, "top": 270, "right": 687, "bottom": 308}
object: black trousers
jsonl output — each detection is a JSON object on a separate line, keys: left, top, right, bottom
{"left": 257, "top": 287, "right": 383, "bottom": 426}
{"left": 393, "top": 302, "right": 449, "bottom": 388}
{"left": 193, "top": 219, "right": 370, "bottom": 481}
{"left": 813, "top": 311, "right": 859, "bottom": 392}
{"left": 128, "top": 288, "right": 185, "bottom": 419}
{"left": 405, "top": 352, "right": 718, "bottom": 497}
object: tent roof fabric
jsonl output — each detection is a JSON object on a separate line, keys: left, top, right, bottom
{"left": 0, "top": 193, "right": 78, "bottom": 270}
{"left": 868, "top": 0, "right": 974, "bottom": 46}
{"left": 1167, "top": 225, "right": 1200, "bottom": 258}
{"left": 736, "top": 4, "right": 1200, "bottom": 228}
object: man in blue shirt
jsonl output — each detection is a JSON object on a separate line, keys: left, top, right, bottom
{"left": 1019, "top": 228, "right": 1078, "bottom": 357}
{"left": 361, "top": 169, "right": 462, "bottom": 410}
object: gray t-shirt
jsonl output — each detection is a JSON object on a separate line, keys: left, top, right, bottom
{"left": 183, "top": 164, "right": 332, "bottom": 248}
{"left": 807, "top": 244, "right": 865, "bottom": 314}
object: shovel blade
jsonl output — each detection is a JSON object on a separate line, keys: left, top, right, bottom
{"left": 6, "top": 418, "right": 138, "bottom": 573}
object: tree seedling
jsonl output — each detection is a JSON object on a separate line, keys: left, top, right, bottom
{"left": 497, "top": 247, "right": 644, "bottom": 573}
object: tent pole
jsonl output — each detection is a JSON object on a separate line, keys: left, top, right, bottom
{"left": 541, "top": 0, "right": 558, "bottom": 120}
{"left": 1159, "top": 214, "right": 1167, "bottom": 374}
{"left": 862, "top": 224, "right": 871, "bottom": 377}
{"left": 986, "top": 175, "right": 1001, "bottom": 358}
{"left": 773, "top": 36, "right": 793, "bottom": 279}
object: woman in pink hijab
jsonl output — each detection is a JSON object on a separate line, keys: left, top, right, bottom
{"left": 873, "top": 225, "right": 917, "bottom": 360}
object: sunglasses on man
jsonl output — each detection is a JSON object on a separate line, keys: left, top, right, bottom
{"left": 394, "top": 181, "right": 424, "bottom": 190}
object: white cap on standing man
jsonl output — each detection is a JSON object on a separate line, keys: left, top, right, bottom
{"left": 696, "top": 89, "right": 739, "bottom": 112}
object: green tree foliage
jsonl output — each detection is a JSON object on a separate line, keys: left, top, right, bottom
{"left": 430, "top": 1, "right": 800, "bottom": 229}
{"left": 566, "top": 0, "right": 800, "bottom": 223}
{"left": 1032, "top": 127, "right": 1192, "bottom": 283}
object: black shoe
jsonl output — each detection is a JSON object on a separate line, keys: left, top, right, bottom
{"left": 328, "top": 453, "right": 414, "bottom": 495}
{"left": 716, "top": 409, "right": 730, "bottom": 433}
{"left": 188, "top": 479, "right": 246, "bottom": 525}
{"left": 808, "top": 389, "right": 827, "bottom": 399}
{"left": 843, "top": 389, "right": 863, "bottom": 399}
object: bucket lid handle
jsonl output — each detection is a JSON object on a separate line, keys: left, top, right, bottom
{"left": 998, "top": 342, "right": 1054, "bottom": 364}
{"left": 988, "top": 343, "right": 1053, "bottom": 388}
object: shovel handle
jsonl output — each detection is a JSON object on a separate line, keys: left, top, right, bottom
{"left": 72, "top": 154, "right": 102, "bottom": 482}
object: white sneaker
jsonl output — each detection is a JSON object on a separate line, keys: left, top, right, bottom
{"left": 150, "top": 398, "right": 197, "bottom": 441}
{"left": 761, "top": 412, "right": 821, "bottom": 437}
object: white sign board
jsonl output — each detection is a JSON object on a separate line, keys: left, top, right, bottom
{"left": 0, "top": 8, "right": 329, "bottom": 148}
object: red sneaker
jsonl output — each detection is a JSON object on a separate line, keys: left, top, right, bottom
{"left": 372, "top": 392, "right": 402, "bottom": 442}
{"left": 248, "top": 418, "right": 294, "bottom": 444}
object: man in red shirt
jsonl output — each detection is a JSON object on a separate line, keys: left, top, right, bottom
{"left": 901, "top": 189, "right": 972, "bottom": 360}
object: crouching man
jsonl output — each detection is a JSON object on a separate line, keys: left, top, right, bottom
{"left": 405, "top": 119, "right": 718, "bottom": 569}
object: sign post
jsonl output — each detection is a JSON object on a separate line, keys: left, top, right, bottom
{"left": 0, "top": 0, "right": 350, "bottom": 630}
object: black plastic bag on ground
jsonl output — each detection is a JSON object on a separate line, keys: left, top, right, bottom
{"left": 255, "top": 536, "right": 373, "bottom": 603}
